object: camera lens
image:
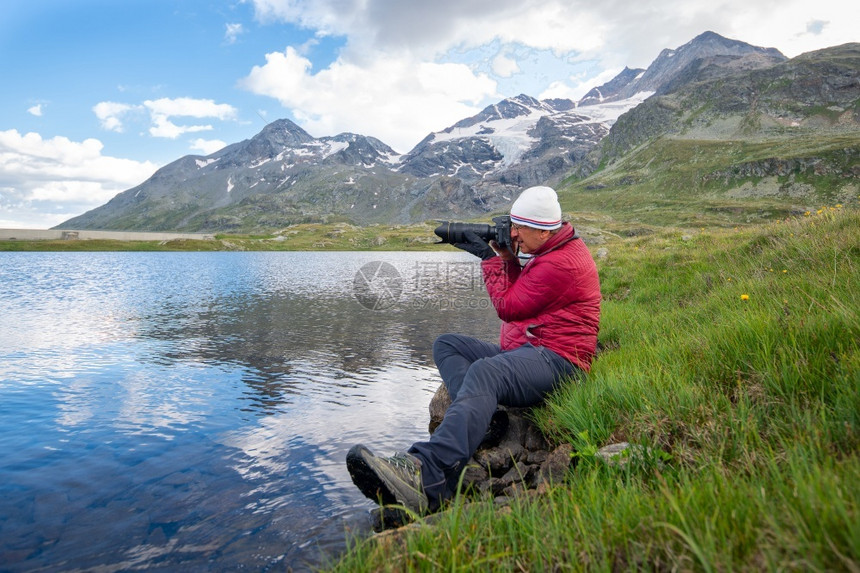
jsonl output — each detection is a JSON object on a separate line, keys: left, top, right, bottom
{"left": 434, "top": 222, "right": 493, "bottom": 245}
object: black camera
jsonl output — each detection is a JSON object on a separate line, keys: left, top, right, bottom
{"left": 434, "top": 215, "right": 512, "bottom": 251}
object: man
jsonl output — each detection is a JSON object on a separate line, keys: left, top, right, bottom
{"left": 347, "top": 185, "right": 601, "bottom": 514}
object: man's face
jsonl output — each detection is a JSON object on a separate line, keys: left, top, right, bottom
{"left": 510, "top": 223, "right": 551, "bottom": 254}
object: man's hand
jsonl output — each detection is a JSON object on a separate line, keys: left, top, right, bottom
{"left": 489, "top": 240, "right": 516, "bottom": 262}
{"left": 454, "top": 230, "right": 497, "bottom": 260}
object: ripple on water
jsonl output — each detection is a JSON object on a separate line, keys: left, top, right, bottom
{"left": 0, "top": 251, "right": 500, "bottom": 570}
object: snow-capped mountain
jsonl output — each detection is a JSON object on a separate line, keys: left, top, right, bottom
{"left": 397, "top": 91, "right": 653, "bottom": 184}
{"left": 57, "top": 31, "right": 795, "bottom": 233}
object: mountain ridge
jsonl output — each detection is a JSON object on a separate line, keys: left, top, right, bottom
{"left": 56, "top": 32, "right": 857, "bottom": 233}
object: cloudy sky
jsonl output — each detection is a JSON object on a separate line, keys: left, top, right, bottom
{"left": 1, "top": 0, "right": 856, "bottom": 228}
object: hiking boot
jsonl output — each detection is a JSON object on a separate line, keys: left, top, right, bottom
{"left": 346, "top": 445, "right": 429, "bottom": 514}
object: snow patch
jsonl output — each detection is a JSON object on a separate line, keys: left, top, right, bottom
{"left": 322, "top": 141, "right": 349, "bottom": 159}
{"left": 427, "top": 93, "right": 652, "bottom": 168}
{"left": 249, "top": 157, "right": 271, "bottom": 169}
{"left": 195, "top": 158, "right": 218, "bottom": 168}
{"left": 227, "top": 177, "right": 234, "bottom": 193}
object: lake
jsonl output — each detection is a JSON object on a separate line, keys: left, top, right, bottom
{"left": 0, "top": 251, "right": 501, "bottom": 571}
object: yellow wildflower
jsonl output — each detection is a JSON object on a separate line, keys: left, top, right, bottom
{"left": 741, "top": 294, "right": 750, "bottom": 301}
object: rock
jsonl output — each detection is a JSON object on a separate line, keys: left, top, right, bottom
{"left": 595, "top": 441, "right": 662, "bottom": 468}
{"left": 473, "top": 440, "right": 524, "bottom": 476}
{"left": 460, "top": 461, "right": 489, "bottom": 490}
{"left": 535, "top": 443, "right": 575, "bottom": 487}
{"left": 595, "top": 441, "right": 632, "bottom": 460}
{"left": 523, "top": 421, "right": 550, "bottom": 451}
{"left": 426, "top": 382, "right": 571, "bottom": 507}
{"left": 428, "top": 384, "right": 451, "bottom": 433}
{"left": 411, "top": 382, "right": 651, "bottom": 528}
{"left": 525, "top": 449, "right": 549, "bottom": 465}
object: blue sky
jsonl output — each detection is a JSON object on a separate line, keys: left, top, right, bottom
{"left": 1, "top": 0, "right": 856, "bottom": 228}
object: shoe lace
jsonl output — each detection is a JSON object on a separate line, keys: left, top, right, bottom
{"left": 388, "top": 452, "right": 419, "bottom": 474}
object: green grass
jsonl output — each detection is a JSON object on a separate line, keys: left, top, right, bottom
{"left": 561, "top": 134, "right": 860, "bottom": 229}
{"left": 327, "top": 206, "right": 859, "bottom": 572}
{"left": 0, "top": 222, "right": 450, "bottom": 252}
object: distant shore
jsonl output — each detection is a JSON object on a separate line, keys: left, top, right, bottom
{"left": 0, "top": 223, "right": 448, "bottom": 252}
{"left": 0, "top": 229, "right": 215, "bottom": 242}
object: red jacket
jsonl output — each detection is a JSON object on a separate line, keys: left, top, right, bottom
{"left": 482, "top": 223, "right": 601, "bottom": 372}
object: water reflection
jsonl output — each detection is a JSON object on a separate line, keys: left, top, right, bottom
{"left": 0, "top": 251, "right": 500, "bottom": 571}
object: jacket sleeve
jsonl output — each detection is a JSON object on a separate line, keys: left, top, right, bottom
{"left": 482, "top": 256, "right": 566, "bottom": 322}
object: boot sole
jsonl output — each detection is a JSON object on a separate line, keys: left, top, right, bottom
{"left": 346, "top": 445, "right": 397, "bottom": 505}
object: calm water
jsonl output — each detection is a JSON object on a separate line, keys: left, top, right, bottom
{"left": 0, "top": 251, "right": 500, "bottom": 571}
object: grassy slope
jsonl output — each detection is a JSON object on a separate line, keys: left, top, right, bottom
{"left": 560, "top": 133, "right": 860, "bottom": 233}
{"left": 328, "top": 206, "right": 859, "bottom": 571}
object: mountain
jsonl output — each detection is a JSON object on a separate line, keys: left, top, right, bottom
{"left": 56, "top": 121, "right": 415, "bottom": 231}
{"left": 58, "top": 31, "right": 853, "bottom": 234}
{"left": 560, "top": 42, "right": 860, "bottom": 234}
{"left": 596, "top": 41, "right": 860, "bottom": 164}
{"left": 580, "top": 31, "right": 786, "bottom": 105}
{"left": 395, "top": 92, "right": 652, "bottom": 196}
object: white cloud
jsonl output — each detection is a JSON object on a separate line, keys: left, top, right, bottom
{"left": 240, "top": 47, "right": 497, "bottom": 152}
{"left": 27, "top": 104, "right": 44, "bottom": 117}
{"left": 145, "top": 99, "right": 235, "bottom": 141}
{"left": 190, "top": 138, "right": 227, "bottom": 155}
{"left": 143, "top": 97, "right": 237, "bottom": 120}
{"left": 0, "top": 130, "right": 158, "bottom": 229}
{"left": 241, "top": 0, "right": 859, "bottom": 152}
{"left": 149, "top": 116, "right": 213, "bottom": 139}
{"left": 93, "top": 101, "right": 143, "bottom": 133}
{"left": 91, "top": 97, "right": 240, "bottom": 140}
{"left": 492, "top": 53, "right": 520, "bottom": 78}
{"left": 225, "top": 22, "right": 244, "bottom": 44}
{"left": 539, "top": 67, "right": 624, "bottom": 101}
{"left": 720, "top": 1, "right": 858, "bottom": 59}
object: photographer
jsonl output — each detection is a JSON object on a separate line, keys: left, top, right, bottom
{"left": 347, "top": 185, "right": 601, "bottom": 514}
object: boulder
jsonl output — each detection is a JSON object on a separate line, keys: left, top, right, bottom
{"left": 373, "top": 383, "right": 635, "bottom": 530}
{"left": 427, "top": 383, "right": 575, "bottom": 504}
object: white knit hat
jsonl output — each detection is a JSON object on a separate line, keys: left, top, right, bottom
{"left": 509, "top": 186, "right": 562, "bottom": 230}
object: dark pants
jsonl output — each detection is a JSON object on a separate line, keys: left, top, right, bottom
{"left": 408, "top": 333, "right": 580, "bottom": 508}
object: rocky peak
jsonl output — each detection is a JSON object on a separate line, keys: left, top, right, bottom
{"left": 257, "top": 118, "right": 316, "bottom": 146}
{"left": 578, "top": 67, "right": 645, "bottom": 106}
{"left": 592, "top": 31, "right": 787, "bottom": 104}
{"left": 447, "top": 94, "right": 569, "bottom": 131}
{"left": 321, "top": 133, "right": 400, "bottom": 166}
